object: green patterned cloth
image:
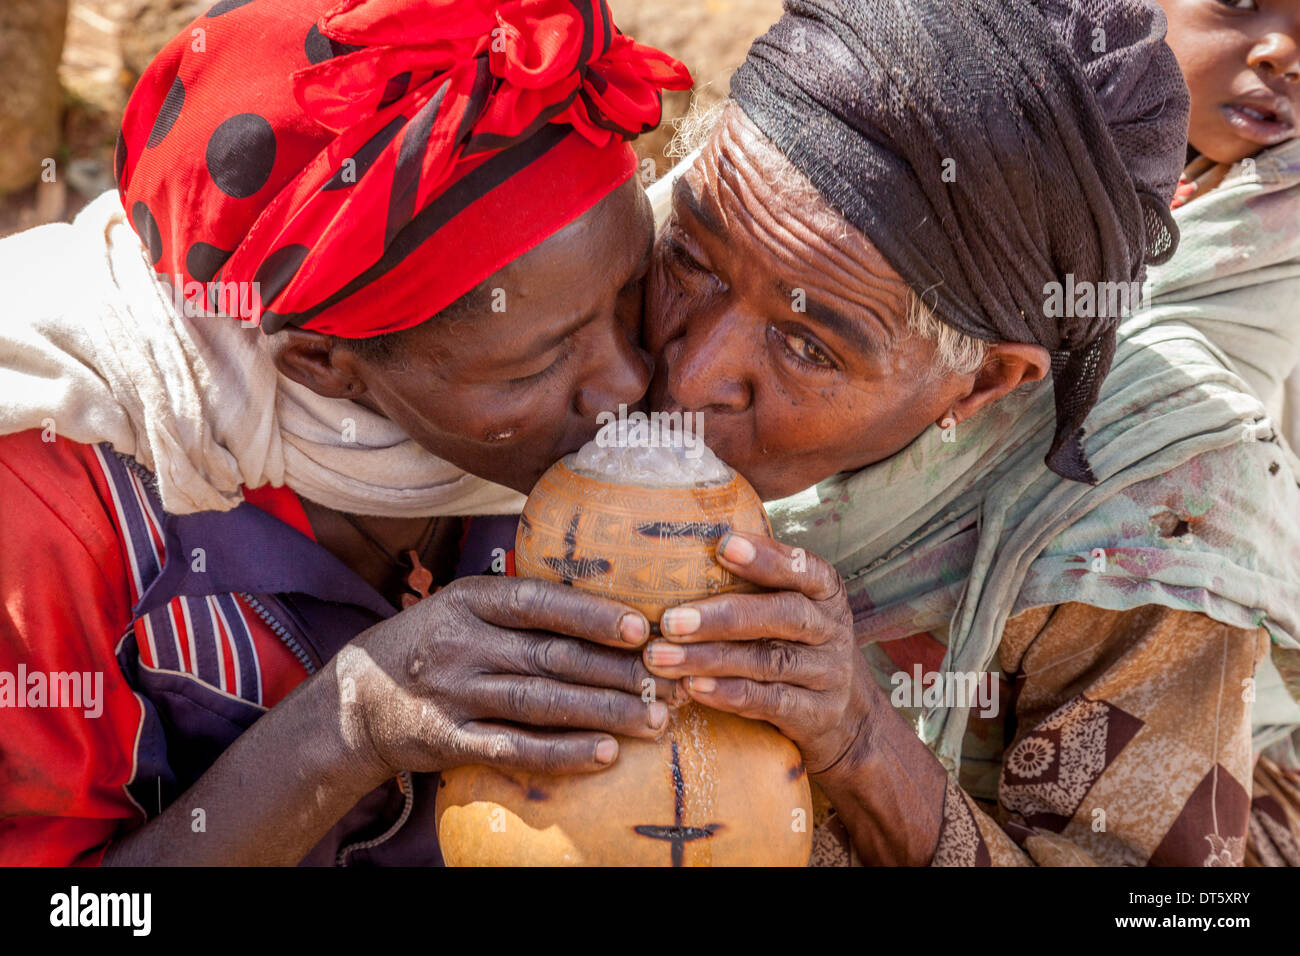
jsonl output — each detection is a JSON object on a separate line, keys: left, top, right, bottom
{"left": 1154, "top": 139, "right": 1300, "bottom": 436}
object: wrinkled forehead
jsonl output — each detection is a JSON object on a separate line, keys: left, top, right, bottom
{"left": 684, "top": 106, "right": 873, "bottom": 261}
{"left": 673, "top": 104, "right": 916, "bottom": 348}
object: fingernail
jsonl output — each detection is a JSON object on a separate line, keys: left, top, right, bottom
{"left": 660, "top": 607, "right": 700, "bottom": 637}
{"left": 720, "top": 534, "right": 756, "bottom": 565}
{"left": 648, "top": 701, "right": 668, "bottom": 728}
{"left": 645, "top": 640, "right": 685, "bottom": 666}
{"left": 619, "top": 613, "right": 647, "bottom": 645}
{"left": 689, "top": 676, "right": 717, "bottom": 694}
{"left": 595, "top": 738, "right": 618, "bottom": 764}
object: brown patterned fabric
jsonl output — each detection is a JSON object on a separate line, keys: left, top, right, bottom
{"left": 808, "top": 781, "right": 855, "bottom": 867}
{"left": 924, "top": 603, "right": 1298, "bottom": 866}
{"left": 933, "top": 776, "right": 995, "bottom": 866}
{"left": 1245, "top": 757, "right": 1300, "bottom": 866}
{"left": 810, "top": 601, "right": 1300, "bottom": 865}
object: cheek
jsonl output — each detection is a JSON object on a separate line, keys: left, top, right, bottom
{"left": 866, "top": 348, "right": 965, "bottom": 420}
{"left": 710, "top": 385, "right": 868, "bottom": 498}
{"left": 757, "top": 384, "right": 875, "bottom": 456}
{"left": 482, "top": 387, "right": 569, "bottom": 439}
{"left": 869, "top": 382, "right": 949, "bottom": 447}
{"left": 1168, "top": 24, "right": 1247, "bottom": 110}
{"left": 793, "top": 372, "right": 954, "bottom": 467}
{"left": 1180, "top": 54, "right": 1225, "bottom": 112}
{"left": 411, "top": 382, "right": 558, "bottom": 446}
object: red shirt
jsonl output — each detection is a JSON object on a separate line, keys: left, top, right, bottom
{"left": 0, "top": 430, "right": 312, "bottom": 864}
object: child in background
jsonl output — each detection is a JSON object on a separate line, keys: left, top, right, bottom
{"left": 1154, "top": 0, "right": 1300, "bottom": 451}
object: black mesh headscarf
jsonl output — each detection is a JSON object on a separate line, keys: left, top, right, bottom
{"left": 730, "top": 0, "right": 1190, "bottom": 483}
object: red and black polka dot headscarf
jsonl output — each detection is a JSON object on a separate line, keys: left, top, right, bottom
{"left": 116, "top": 0, "right": 691, "bottom": 337}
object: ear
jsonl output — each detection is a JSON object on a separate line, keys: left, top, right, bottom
{"left": 940, "top": 342, "right": 1051, "bottom": 426}
{"left": 268, "top": 328, "right": 367, "bottom": 400}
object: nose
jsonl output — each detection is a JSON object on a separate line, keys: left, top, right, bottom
{"left": 1251, "top": 30, "right": 1300, "bottom": 84}
{"left": 574, "top": 323, "right": 653, "bottom": 420}
{"left": 662, "top": 306, "right": 753, "bottom": 414}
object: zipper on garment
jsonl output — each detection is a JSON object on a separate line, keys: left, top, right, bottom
{"left": 237, "top": 591, "right": 415, "bottom": 865}
{"left": 238, "top": 592, "right": 317, "bottom": 675}
{"left": 334, "top": 770, "right": 416, "bottom": 866}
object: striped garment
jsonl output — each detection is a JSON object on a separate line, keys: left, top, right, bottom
{"left": 0, "top": 428, "right": 441, "bottom": 865}
{"left": 95, "top": 443, "right": 270, "bottom": 705}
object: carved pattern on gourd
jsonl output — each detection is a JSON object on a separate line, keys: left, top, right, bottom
{"left": 634, "top": 737, "right": 724, "bottom": 866}
{"left": 515, "top": 462, "right": 769, "bottom": 620}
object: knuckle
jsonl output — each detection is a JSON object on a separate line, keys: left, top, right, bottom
{"left": 504, "top": 680, "right": 533, "bottom": 719}
{"left": 770, "top": 683, "right": 794, "bottom": 719}
{"left": 507, "top": 577, "right": 544, "bottom": 620}
{"left": 533, "top": 581, "right": 567, "bottom": 621}
{"left": 622, "top": 654, "right": 644, "bottom": 693}
{"left": 443, "top": 576, "right": 485, "bottom": 619}
{"left": 790, "top": 598, "right": 811, "bottom": 634}
{"left": 525, "top": 635, "right": 561, "bottom": 675}
{"left": 486, "top": 731, "right": 515, "bottom": 763}
{"left": 542, "top": 636, "right": 597, "bottom": 681}
{"left": 538, "top": 741, "right": 573, "bottom": 775}
{"left": 600, "top": 692, "right": 625, "bottom": 729}
{"left": 777, "top": 593, "right": 813, "bottom": 633}
{"left": 739, "top": 679, "right": 764, "bottom": 710}
{"left": 807, "top": 654, "right": 837, "bottom": 691}
{"left": 538, "top": 681, "right": 566, "bottom": 720}
{"left": 540, "top": 686, "right": 566, "bottom": 723}
{"left": 776, "top": 591, "right": 824, "bottom": 641}
{"left": 800, "top": 600, "right": 823, "bottom": 638}
{"left": 547, "top": 684, "right": 575, "bottom": 723}
{"left": 762, "top": 639, "right": 800, "bottom": 680}
{"left": 809, "top": 549, "right": 833, "bottom": 578}
{"left": 817, "top": 568, "right": 847, "bottom": 607}
{"left": 722, "top": 602, "right": 750, "bottom": 637}
{"left": 570, "top": 640, "right": 600, "bottom": 677}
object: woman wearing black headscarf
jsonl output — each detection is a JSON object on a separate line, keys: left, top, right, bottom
{"left": 641, "top": 0, "right": 1300, "bottom": 865}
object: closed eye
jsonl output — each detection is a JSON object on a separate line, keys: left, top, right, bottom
{"left": 661, "top": 224, "right": 724, "bottom": 292}
{"left": 664, "top": 234, "right": 708, "bottom": 274}
{"left": 507, "top": 338, "right": 573, "bottom": 386}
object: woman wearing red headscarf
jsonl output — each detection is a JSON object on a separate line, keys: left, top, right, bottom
{"left": 0, "top": 0, "right": 688, "bottom": 865}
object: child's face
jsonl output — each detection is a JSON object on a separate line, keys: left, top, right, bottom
{"left": 1159, "top": 0, "right": 1300, "bottom": 164}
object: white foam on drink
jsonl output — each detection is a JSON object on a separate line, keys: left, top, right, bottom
{"left": 569, "top": 420, "right": 732, "bottom": 487}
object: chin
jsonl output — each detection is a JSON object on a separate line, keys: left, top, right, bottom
{"left": 1192, "top": 125, "right": 1253, "bottom": 166}
{"left": 514, "top": 446, "right": 582, "bottom": 495}
{"left": 748, "top": 473, "right": 806, "bottom": 503}
{"left": 732, "top": 452, "right": 844, "bottom": 503}
{"left": 518, "top": 455, "right": 560, "bottom": 493}
{"left": 716, "top": 455, "right": 782, "bottom": 502}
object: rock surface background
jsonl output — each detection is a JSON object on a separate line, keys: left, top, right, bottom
{"left": 0, "top": 0, "right": 781, "bottom": 239}
{"left": 0, "top": 1, "right": 71, "bottom": 193}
